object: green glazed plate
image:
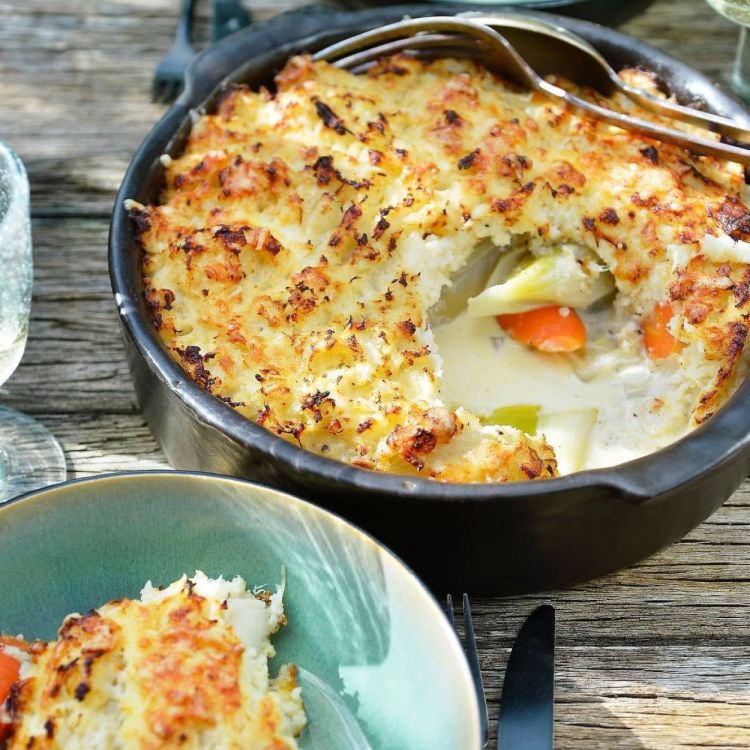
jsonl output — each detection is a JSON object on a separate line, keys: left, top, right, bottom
{"left": 423, "top": 0, "right": 597, "bottom": 6}
{"left": 420, "top": 0, "right": 625, "bottom": 8}
{"left": 0, "top": 472, "right": 481, "bottom": 750}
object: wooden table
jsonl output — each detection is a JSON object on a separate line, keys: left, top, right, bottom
{"left": 2, "top": 0, "right": 749, "bottom": 746}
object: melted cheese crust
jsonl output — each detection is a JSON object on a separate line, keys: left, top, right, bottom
{"left": 4, "top": 575, "right": 303, "bottom": 749}
{"left": 132, "top": 55, "right": 750, "bottom": 482}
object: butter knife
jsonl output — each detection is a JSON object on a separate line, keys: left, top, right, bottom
{"left": 497, "top": 604, "right": 555, "bottom": 750}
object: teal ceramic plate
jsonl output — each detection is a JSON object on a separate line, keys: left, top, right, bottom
{"left": 0, "top": 472, "right": 481, "bottom": 749}
{"left": 420, "top": 0, "right": 604, "bottom": 6}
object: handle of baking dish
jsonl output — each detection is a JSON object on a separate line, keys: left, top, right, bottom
{"left": 595, "top": 409, "right": 750, "bottom": 506}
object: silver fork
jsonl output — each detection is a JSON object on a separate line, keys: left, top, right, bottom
{"left": 151, "top": 0, "right": 198, "bottom": 104}
{"left": 314, "top": 16, "right": 750, "bottom": 166}
{"left": 446, "top": 594, "right": 489, "bottom": 749}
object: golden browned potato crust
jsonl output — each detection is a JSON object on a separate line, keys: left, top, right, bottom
{"left": 5, "top": 581, "right": 300, "bottom": 749}
{"left": 132, "top": 55, "right": 750, "bottom": 481}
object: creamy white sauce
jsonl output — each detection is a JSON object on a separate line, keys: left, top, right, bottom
{"left": 433, "top": 308, "right": 686, "bottom": 473}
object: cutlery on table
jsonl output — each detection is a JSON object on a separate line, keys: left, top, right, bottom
{"left": 447, "top": 594, "right": 489, "bottom": 748}
{"left": 151, "top": 0, "right": 198, "bottom": 104}
{"left": 497, "top": 604, "right": 556, "bottom": 750}
{"left": 212, "top": 0, "right": 253, "bottom": 42}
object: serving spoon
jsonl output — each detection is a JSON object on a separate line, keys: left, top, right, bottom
{"left": 314, "top": 16, "right": 750, "bottom": 166}
{"left": 462, "top": 12, "right": 750, "bottom": 144}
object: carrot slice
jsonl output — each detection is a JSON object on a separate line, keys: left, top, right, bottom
{"left": 0, "top": 650, "right": 20, "bottom": 740}
{"left": 643, "top": 302, "right": 683, "bottom": 359}
{"left": 0, "top": 651, "right": 20, "bottom": 706}
{"left": 497, "top": 305, "right": 586, "bottom": 353}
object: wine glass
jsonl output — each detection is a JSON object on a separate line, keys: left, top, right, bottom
{"left": 0, "top": 140, "right": 66, "bottom": 502}
{"left": 706, "top": 0, "right": 750, "bottom": 100}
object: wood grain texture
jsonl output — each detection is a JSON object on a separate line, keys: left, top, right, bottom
{"left": 1, "top": 0, "right": 750, "bottom": 747}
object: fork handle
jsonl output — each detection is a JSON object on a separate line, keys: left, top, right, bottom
{"left": 175, "top": 0, "right": 197, "bottom": 48}
{"left": 540, "top": 79, "right": 750, "bottom": 166}
{"left": 619, "top": 83, "right": 750, "bottom": 143}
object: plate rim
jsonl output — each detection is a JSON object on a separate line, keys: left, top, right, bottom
{"left": 0, "top": 468, "right": 484, "bottom": 749}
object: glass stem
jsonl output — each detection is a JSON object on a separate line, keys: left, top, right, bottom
{"left": 732, "top": 26, "right": 750, "bottom": 102}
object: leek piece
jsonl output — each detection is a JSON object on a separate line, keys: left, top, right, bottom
{"left": 467, "top": 246, "right": 615, "bottom": 317}
{"left": 481, "top": 404, "right": 541, "bottom": 434}
{"left": 536, "top": 408, "right": 598, "bottom": 474}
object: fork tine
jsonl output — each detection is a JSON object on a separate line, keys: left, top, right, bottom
{"left": 159, "top": 79, "right": 176, "bottom": 105}
{"left": 151, "top": 78, "right": 163, "bottom": 103}
{"left": 329, "top": 33, "right": 473, "bottom": 70}
{"left": 164, "top": 80, "right": 176, "bottom": 104}
{"left": 150, "top": 0, "right": 197, "bottom": 104}
{"left": 169, "top": 79, "right": 182, "bottom": 104}
{"left": 445, "top": 593, "right": 456, "bottom": 628}
{"left": 461, "top": 594, "right": 489, "bottom": 745}
{"left": 158, "top": 81, "right": 171, "bottom": 105}
{"left": 315, "top": 17, "right": 534, "bottom": 90}
{"left": 447, "top": 594, "right": 489, "bottom": 747}
{"left": 156, "top": 81, "right": 169, "bottom": 105}
{"left": 315, "top": 16, "right": 500, "bottom": 66}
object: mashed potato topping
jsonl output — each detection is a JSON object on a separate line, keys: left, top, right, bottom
{"left": 131, "top": 54, "right": 750, "bottom": 481}
{"left": 1, "top": 573, "right": 305, "bottom": 749}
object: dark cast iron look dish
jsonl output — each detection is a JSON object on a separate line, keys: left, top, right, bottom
{"left": 109, "top": 3, "right": 750, "bottom": 594}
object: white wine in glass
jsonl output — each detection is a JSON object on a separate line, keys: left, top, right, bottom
{"left": 706, "top": 0, "right": 750, "bottom": 100}
{"left": 0, "top": 140, "right": 66, "bottom": 502}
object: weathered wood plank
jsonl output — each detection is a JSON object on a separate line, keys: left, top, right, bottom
{"left": 0, "top": 0, "right": 310, "bottom": 214}
{"left": 2, "top": 219, "right": 138, "bottom": 414}
{"left": 497, "top": 646, "right": 750, "bottom": 749}
{"left": 40, "top": 412, "right": 167, "bottom": 475}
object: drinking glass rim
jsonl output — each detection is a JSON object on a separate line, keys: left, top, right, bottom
{"left": 0, "top": 139, "right": 29, "bottom": 231}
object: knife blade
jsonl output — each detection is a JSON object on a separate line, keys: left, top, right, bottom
{"left": 497, "top": 604, "right": 555, "bottom": 750}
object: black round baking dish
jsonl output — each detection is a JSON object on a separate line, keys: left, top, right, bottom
{"left": 109, "top": 3, "right": 750, "bottom": 594}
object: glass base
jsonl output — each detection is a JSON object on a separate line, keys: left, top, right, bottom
{"left": 0, "top": 406, "right": 66, "bottom": 503}
{"left": 732, "top": 26, "right": 750, "bottom": 103}
{"left": 731, "top": 67, "right": 750, "bottom": 102}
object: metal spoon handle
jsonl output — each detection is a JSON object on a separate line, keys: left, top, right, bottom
{"left": 540, "top": 79, "right": 750, "bottom": 166}
{"left": 466, "top": 12, "right": 750, "bottom": 144}
{"left": 618, "top": 82, "right": 750, "bottom": 142}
